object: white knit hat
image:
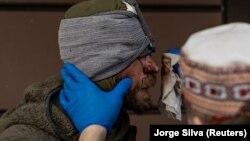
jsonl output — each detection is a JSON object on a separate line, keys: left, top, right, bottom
{"left": 180, "top": 22, "right": 250, "bottom": 124}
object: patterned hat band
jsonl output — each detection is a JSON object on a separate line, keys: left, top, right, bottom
{"left": 183, "top": 76, "right": 250, "bottom": 101}
{"left": 182, "top": 86, "right": 248, "bottom": 116}
{"left": 181, "top": 53, "right": 250, "bottom": 74}
{"left": 180, "top": 54, "right": 250, "bottom": 116}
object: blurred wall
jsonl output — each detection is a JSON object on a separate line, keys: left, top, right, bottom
{"left": 225, "top": 0, "right": 250, "bottom": 23}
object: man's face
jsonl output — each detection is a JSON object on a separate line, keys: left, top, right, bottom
{"left": 116, "top": 54, "right": 159, "bottom": 113}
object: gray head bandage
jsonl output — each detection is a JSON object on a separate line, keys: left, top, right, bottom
{"left": 125, "top": 0, "right": 156, "bottom": 50}
{"left": 59, "top": 11, "right": 152, "bottom": 81}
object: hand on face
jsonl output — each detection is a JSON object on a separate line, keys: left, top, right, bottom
{"left": 59, "top": 63, "right": 132, "bottom": 133}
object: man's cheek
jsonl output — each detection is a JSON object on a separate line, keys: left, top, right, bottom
{"left": 124, "top": 91, "right": 135, "bottom": 104}
{"left": 136, "top": 89, "right": 150, "bottom": 99}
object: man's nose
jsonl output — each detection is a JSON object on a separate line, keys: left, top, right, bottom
{"left": 145, "top": 56, "right": 159, "bottom": 73}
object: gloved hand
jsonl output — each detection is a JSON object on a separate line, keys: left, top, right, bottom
{"left": 59, "top": 63, "right": 132, "bottom": 133}
{"left": 166, "top": 49, "right": 181, "bottom": 76}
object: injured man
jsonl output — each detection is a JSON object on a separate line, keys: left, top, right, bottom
{"left": 0, "top": 0, "right": 159, "bottom": 141}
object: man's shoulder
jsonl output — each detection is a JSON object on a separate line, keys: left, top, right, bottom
{"left": 25, "top": 74, "right": 62, "bottom": 93}
{"left": 0, "top": 124, "right": 57, "bottom": 141}
{"left": 23, "top": 74, "right": 62, "bottom": 103}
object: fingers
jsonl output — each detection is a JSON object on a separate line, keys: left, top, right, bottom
{"left": 62, "top": 63, "right": 98, "bottom": 91}
{"left": 111, "top": 77, "right": 132, "bottom": 98}
{"left": 61, "top": 68, "right": 76, "bottom": 87}
{"left": 59, "top": 89, "right": 69, "bottom": 109}
{"left": 63, "top": 63, "right": 91, "bottom": 84}
{"left": 61, "top": 66, "right": 80, "bottom": 99}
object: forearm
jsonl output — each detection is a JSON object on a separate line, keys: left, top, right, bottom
{"left": 79, "top": 125, "right": 107, "bottom": 141}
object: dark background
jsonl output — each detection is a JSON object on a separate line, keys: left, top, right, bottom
{"left": 0, "top": 0, "right": 249, "bottom": 140}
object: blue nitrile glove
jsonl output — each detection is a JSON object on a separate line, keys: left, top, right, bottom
{"left": 59, "top": 63, "right": 132, "bottom": 133}
{"left": 166, "top": 49, "right": 181, "bottom": 76}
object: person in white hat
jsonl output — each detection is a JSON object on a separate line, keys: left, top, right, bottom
{"left": 180, "top": 22, "right": 250, "bottom": 124}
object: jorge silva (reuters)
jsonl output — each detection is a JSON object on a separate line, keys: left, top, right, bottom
{"left": 153, "top": 128, "right": 245, "bottom": 138}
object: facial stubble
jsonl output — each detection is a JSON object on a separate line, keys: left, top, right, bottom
{"left": 124, "top": 74, "right": 157, "bottom": 113}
